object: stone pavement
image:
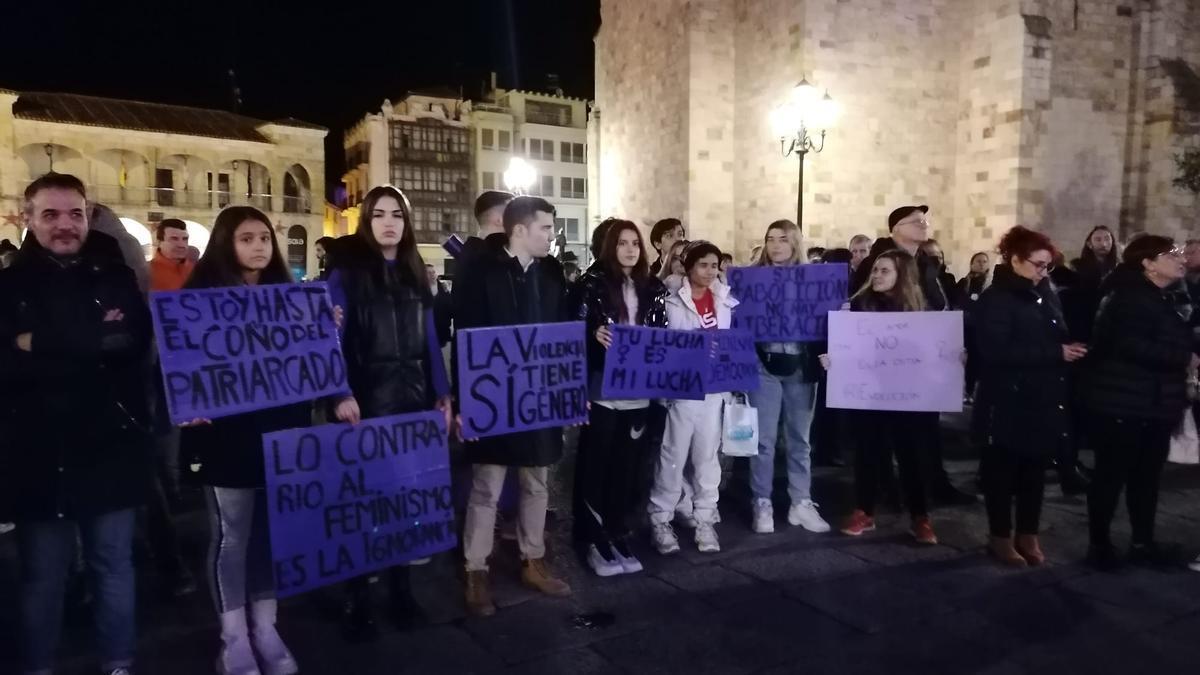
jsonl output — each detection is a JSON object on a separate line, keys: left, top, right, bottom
{"left": 3, "top": 422, "right": 1200, "bottom": 675}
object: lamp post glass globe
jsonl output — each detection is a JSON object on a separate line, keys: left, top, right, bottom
{"left": 503, "top": 157, "right": 537, "bottom": 195}
{"left": 773, "top": 79, "right": 838, "bottom": 137}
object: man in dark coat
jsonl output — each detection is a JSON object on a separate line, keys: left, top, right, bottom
{"left": 453, "top": 196, "right": 573, "bottom": 617}
{"left": 456, "top": 190, "right": 513, "bottom": 278}
{"left": 0, "top": 173, "right": 153, "bottom": 675}
{"left": 852, "top": 205, "right": 975, "bottom": 506}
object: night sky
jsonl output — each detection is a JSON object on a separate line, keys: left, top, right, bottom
{"left": 0, "top": 0, "right": 600, "bottom": 199}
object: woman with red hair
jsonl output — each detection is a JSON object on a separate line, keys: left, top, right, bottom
{"left": 973, "top": 226, "right": 1087, "bottom": 566}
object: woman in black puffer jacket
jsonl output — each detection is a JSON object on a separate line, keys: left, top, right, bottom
{"left": 974, "top": 227, "right": 1086, "bottom": 568}
{"left": 1084, "top": 235, "right": 1195, "bottom": 571}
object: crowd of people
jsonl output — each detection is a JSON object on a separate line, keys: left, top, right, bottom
{"left": 1, "top": 172, "right": 1199, "bottom": 675}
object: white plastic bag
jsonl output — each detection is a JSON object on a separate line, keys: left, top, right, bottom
{"left": 720, "top": 393, "right": 759, "bottom": 457}
{"left": 1169, "top": 410, "right": 1200, "bottom": 465}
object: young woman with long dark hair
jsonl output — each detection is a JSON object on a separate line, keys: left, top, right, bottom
{"left": 575, "top": 218, "right": 668, "bottom": 576}
{"left": 747, "top": 220, "right": 829, "bottom": 535}
{"left": 823, "top": 249, "right": 940, "bottom": 545}
{"left": 180, "top": 206, "right": 305, "bottom": 675}
{"left": 327, "top": 185, "right": 451, "bottom": 639}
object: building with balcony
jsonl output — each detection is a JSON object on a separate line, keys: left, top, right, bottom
{"left": 0, "top": 88, "right": 326, "bottom": 278}
{"left": 343, "top": 83, "right": 592, "bottom": 272}
{"left": 475, "top": 84, "right": 590, "bottom": 263}
{"left": 342, "top": 89, "right": 473, "bottom": 265}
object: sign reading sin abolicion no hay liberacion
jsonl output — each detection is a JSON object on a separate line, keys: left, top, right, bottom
{"left": 726, "top": 264, "right": 849, "bottom": 342}
{"left": 149, "top": 283, "right": 348, "bottom": 424}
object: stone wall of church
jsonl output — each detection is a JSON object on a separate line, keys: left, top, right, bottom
{"left": 593, "top": 0, "right": 691, "bottom": 229}
{"left": 593, "top": 0, "right": 1200, "bottom": 273}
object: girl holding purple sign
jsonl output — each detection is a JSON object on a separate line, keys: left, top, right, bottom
{"left": 747, "top": 220, "right": 831, "bottom": 536}
{"left": 576, "top": 218, "right": 669, "bottom": 576}
{"left": 820, "top": 249, "right": 939, "bottom": 546}
{"left": 649, "top": 241, "right": 738, "bottom": 555}
{"left": 181, "top": 206, "right": 307, "bottom": 675}
{"left": 326, "top": 185, "right": 452, "bottom": 640}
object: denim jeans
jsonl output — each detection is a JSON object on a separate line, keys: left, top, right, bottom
{"left": 18, "top": 509, "right": 137, "bottom": 674}
{"left": 749, "top": 367, "right": 816, "bottom": 503}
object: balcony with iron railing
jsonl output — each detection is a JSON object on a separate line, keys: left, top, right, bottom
{"left": 89, "top": 185, "right": 311, "bottom": 214}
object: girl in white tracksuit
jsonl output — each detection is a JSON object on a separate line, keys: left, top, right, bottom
{"left": 648, "top": 241, "right": 738, "bottom": 554}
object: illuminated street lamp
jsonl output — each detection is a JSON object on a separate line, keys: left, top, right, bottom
{"left": 770, "top": 78, "right": 839, "bottom": 230}
{"left": 503, "top": 157, "right": 537, "bottom": 196}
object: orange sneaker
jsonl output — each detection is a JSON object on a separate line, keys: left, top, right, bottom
{"left": 840, "top": 510, "right": 876, "bottom": 537}
{"left": 910, "top": 516, "right": 938, "bottom": 545}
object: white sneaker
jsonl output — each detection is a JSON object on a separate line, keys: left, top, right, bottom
{"left": 587, "top": 545, "right": 624, "bottom": 577}
{"left": 695, "top": 522, "right": 720, "bottom": 553}
{"left": 612, "top": 539, "right": 644, "bottom": 574}
{"left": 788, "top": 500, "right": 831, "bottom": 533}
{"left": 752, "top": 498, "right": 775, "bottom": 534}
{"left": 1189, "top": 555, "right": 1200, "bottom": 573}
{"left": 651, "top": 522, "right": 681, "bottom": 555}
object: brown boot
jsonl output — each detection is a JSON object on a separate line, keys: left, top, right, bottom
{"left": 1015, "top": 534, "right": 1045, "bottom": 567}
{"left": 464, "top": 570, "right": 496, "bottom": 617}
{"left": 988, "top": 536, "right": 1028, "bottom": 567}
{"left": 521, "top": 558, "right": 572, "bottom": 597}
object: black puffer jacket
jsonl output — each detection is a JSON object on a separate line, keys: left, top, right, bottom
{"left": 0, "top": 232, "right": 153, "bottom": 520}
{"left": 852, "top": 237, "right": 949, "bottom": 310}
{"left": 1083, "top": 264, "right": 1191, "bottom": 423}
{"left": 576, "top": 266, "right": 668, "bottom": 397}
{"left": 452, "top": 246, "right": 570, "bottom": 467}
{"left": 972, "top": 265, "right": 1070, "bottom": 454}
{"left": 332, "top": 235, "right": 436, "bottom": 419}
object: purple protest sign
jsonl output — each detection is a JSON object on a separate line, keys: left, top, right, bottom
{"left": 263, "top": 411, "right": 455, "bottom": 598}
{"left": 456, "top": 321, "right": 588, "bottom": 438}
{"left": 726, "top": 264, "right": 849, "bottom": 342}
{"left": 601, "top": 325, "right": 712, "bottom": 400}
{"left": 707, "top": 329, "right": 761, "bottom": 394}
{"left": 149, "top": 283, "right": 348, "bottom": 424}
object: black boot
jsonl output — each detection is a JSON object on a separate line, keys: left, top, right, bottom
{"left": 1087, "top": 543, "right": 1124, "bottom": 573}
{"left": 1057, "top": 462, "right": 1090, "bottom": 497}
{"left": 341, "top": 577, "right": 379, "bottom": 643}
{"left": 388, "top": 566, "right": 429, "bottom": 629}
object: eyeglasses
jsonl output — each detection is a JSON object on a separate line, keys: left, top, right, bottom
{"left": 1157, "top": 247, "right": 1186, "bottom": 259}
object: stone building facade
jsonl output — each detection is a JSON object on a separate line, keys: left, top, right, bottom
{"left": 592, "top": 0, "right": 1200, "bottom": 271}
{"left": 0, "top": 89, "right": 326, "bottom": 277}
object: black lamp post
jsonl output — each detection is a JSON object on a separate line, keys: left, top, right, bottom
{"left": 773, "top": 79, "right": 837, "bottom": 230}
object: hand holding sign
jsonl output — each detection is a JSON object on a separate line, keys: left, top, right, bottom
{"left": 334, "top": 397, "right": 361, "bottom": 426}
